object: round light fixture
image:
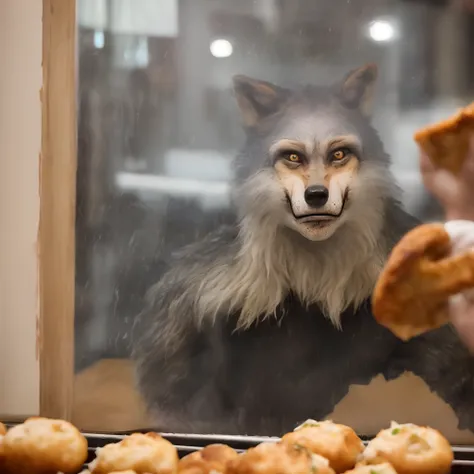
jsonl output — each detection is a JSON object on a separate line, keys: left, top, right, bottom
{"left": 210, "top": 39, "right": 233, "bottom": 58}
{"left": 368, "top": 20, "right": 395, "bottom": 42}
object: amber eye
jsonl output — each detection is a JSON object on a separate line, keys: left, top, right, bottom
{"left": 286, "top": 153, "right": 302, "bottom": 163}
{"left": 332, "top": 149, "right": 347, "bottom": 160}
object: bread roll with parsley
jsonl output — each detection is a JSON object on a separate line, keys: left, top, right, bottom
{"left": 226, "top": 441, "right": 335, "bottom": 474}
{"left": 344, "top": 463, "right": 397, "bottom": 474}
{"left": 88, "top": 432, "right": 178, "bottom": 474}
{"left": 359, "top": 422, "right": 452, "bottom": 474}
{"left": 281, "top": 420, "right": 363, "bottom": 473}
{"left": 178, "top": 444, "right": 238, "bottom": 474}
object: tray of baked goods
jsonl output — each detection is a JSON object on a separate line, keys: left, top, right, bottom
{"left": 1, "top": 417, "right": 474, "bottom": 474}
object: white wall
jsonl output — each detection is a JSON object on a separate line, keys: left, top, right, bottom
{"left": 78, "top": 0, "right": 178, "bottom": 37}
{"left": 0, "top": 0, "right": 41, "bottom": 417}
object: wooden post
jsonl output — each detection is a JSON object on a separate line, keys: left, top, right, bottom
{"left": 40, "top": 0, "right": 77, "bottom": 420}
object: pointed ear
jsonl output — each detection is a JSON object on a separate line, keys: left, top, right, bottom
{"left": 232, "top": 75, "right": 288, "bottom": 128}
{"left": 338, "top": 63, "right": 378, "bottom": 117}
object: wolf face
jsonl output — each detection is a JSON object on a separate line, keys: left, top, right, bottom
{"left": 141, "top": 64, "right": 404, "bottom": 332}
{"left": 232, "top": 64, "right": 396, "bottom": 242}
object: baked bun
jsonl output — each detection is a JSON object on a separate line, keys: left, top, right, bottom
{"left": 414, "top": 101, "right": 474, "bottom": 174}
{"left": 0, "top": 426, "right": 7, "bottom": 473}
{"left": 109, "top": 471, "right": 139, "bottom": 474}
{"left": 82, "top": 471, "right": 138, "bottom": 474}
{"left": 2, "top": 416, "right": 87, "bottom": 474}
{"left": 226, "top": 441, "right": 335, "bottom": 474}
{"left": 359, "top": 421, "right": 453, "bottom": 474}
{"left": 179, "top": 443, "right": 238, "bottom": 474}
{"left": 344, "top": 463, "right": 397, "bottom": 474}
{"left": 0, "top": 423, "right": 6, "bottom": 436}
{"left": 88, "top": 432, "right": 178, "bottom": 474}
{"left": 372, "top": 222, "right": 474, "bottom": 340}
{"left": 281, "top": 419, "right": 363, "bottom": 473}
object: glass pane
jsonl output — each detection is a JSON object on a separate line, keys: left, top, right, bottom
{"left": 75, "top": 0, "right": 474, "bottom": 442}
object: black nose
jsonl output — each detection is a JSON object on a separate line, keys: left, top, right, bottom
{"left": 304, "top": 185, "right": 329, "bottom": 207}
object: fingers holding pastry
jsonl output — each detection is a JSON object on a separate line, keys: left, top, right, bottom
{"left": 372, "top": 224, "right": 450, "bottom": 340}
{"left": 414, "top": 101, "right": 474, "bottom": 176}
{"left": 449, "top": 294, "right": 474, "bottom": 352}
{"left": 372, "top": 221, "right": 474, "bottom": 341}
{"left": 378, "top": 224, "right": 450, "bottom": 283}
{"left": 444, "top": 220, "right": 474, "bottom": 306}
{"left": 417, "top": 102, "right": 474, "bottom": 222}
{"left": 428, "top": 250, "right": 474, "bottom": 296}
{"left": 421, "top": 149, "right": 471, "bottom": 200}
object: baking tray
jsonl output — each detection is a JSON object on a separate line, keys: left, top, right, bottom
{"left": 82, "top": 432, "right": 474, "bottom": 472}
{"left": 5, "top": 424, "right": 474, "bottom": 472}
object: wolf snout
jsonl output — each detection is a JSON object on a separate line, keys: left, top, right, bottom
{"left": 304, "top": 185, "right": 329, "bottom": 207}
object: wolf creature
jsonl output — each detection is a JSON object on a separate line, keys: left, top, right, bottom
{"left": 132, "top": 64, "right": 474, "bottom": 436}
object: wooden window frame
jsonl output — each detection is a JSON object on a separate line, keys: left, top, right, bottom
{"left": 40, "top": 0, "right": 77, "bottom": 420}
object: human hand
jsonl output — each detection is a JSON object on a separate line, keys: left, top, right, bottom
{"left": 444, "top": 220, "right": 474, "bottom": 352}
{"left": 419, "top": 136, "right": 474, "bottom": 222}
{"left": 449, "top": 294, "right": 474, "bottom": 352}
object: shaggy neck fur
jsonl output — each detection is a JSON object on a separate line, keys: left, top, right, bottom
{"left": 233, "top": 220, "right": 385, "bottom": 329}
{"left": 194, "top": 166, "right": 395, "bottom": 330}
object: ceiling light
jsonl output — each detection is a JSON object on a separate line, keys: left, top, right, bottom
{"left": 210, "top": 39, "right": 233, "bottom": 58}
{"left": 368, "top": 20, "right": 395, "bottom": 42}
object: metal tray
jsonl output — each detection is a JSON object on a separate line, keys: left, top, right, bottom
{"left": 5, "top": 425, "right": 474, "bottom": 472}
{"left": 82, "top": 432, "right": 474, "bottom": 472}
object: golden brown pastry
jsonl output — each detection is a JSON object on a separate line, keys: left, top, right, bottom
{"left": 226, "top": 441, "right": 335, "bottom": 474}
{"left": 1, "top": 416, "right": 88, "bottom": 474}
{"left": 359, "top": 422, "right": 453, "bottom": 474}
{"left": 344, "top": 463, "right": 397, "bottom": 474}
{"left": 281, "top": 419, "right": 363, "bottom": 473}
{"left": 0, "top": 429, "right": 7, "bottom": 474}
{"left": 414, "top": 100, "right": 474, "bottom": 174}
{"left": 88, "top": 432, "right": 178, "bottom": 474}
{"left": 178, "top": 444, "right": 238, "bottom": 474}
{"left": 82, "top": 471, "right": 138, "bottom": 474}
{"left": 108, "top": 471, "right": 140, "bottom": 474}
{"left": 0, "top": 422, "right": 6, "bottom": 472}
{"left": 372, "top": 222, "right": 474, "bottom": 340}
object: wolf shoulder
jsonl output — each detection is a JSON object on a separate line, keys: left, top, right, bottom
{"left": 138, "top": 224, "right": 239, "bottom": 322}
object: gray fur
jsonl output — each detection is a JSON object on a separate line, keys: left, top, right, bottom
{"left": 148, "top": 73, "right": 400, "bottom": 331}
{"left": 132, "top": 66, "right": 474, "bottom": 435}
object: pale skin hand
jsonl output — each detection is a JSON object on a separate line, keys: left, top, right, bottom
{"left": 419, "top": 135, "right": 474, "bottom": 351}
{"left": 419, "top": 136, "right": 474, "bottom": 222}
{"left": 449, "top": 294, "right": 474, "bottom": 352}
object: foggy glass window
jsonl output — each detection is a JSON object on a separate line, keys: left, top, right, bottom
{"left": 74, "top": 0, "right": 474, "bottom": 441}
